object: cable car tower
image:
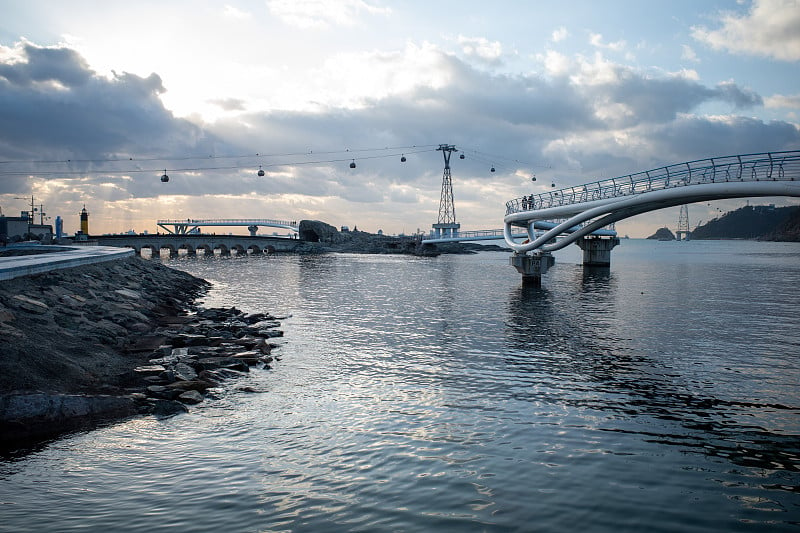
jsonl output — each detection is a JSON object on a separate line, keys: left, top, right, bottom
{"left": 432, "top": 144, "right": 460, "bottom": 239}
{"left": 676, "top": 204, "right": 690, "bottom": 241}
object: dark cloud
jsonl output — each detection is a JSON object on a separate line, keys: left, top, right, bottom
{"left": 714, "top": 81, "right": 763, "bottom": 109}
{"left": 0, "top": 42, "right": 224, "bottom": 194}
{"left": 649, "top": 115, "right": 800, "bottom": 162}
{"left": 0, "top": 43, "right": 91, "bottom": 87}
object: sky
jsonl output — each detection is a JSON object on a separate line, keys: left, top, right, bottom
{"left": 0, "top": 0, "right": 799, "bottom": 238}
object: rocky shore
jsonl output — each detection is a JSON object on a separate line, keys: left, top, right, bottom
{"left": 0, "top": 256, "right": 283, "bottom": 449}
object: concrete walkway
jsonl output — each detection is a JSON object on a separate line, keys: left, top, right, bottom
{"left": 0, "top": 245, "right": 134, "bottom": 281}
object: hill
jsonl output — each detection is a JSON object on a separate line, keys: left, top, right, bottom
{"left": 691, "top": 205, "right": 800, "bottom": 241}
{"left": 646, "top": 227, "right": 675, "bottom": 240}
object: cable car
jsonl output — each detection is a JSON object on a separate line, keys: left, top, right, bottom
{"left": 400, "top": 155, "right": 406, "bottom": 162}
{"left": 257, "top": 165, "right": 265, "bottom": 177}
{"left": 490, "top": 166, "right": 495, "bottom": 173}
{"left": 161, "top": 170, "right": 169, "bottom": 183}
{"left": 459, "top": 153, "right": 465, "bottom": 159}
{"left": 531, "top": 176, "right": 537, "bottom": 182}
{"left": 551, "top": 182, "right": 556, "bottom": 188}
{"left": 350, "top": 160, "right": 356, "bottom": 169}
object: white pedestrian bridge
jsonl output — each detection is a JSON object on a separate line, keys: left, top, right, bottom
{"left": 502, "top": 150, "right": 800, "bottom": 282}
{"left": 157, "top": 218, "right": 298, "bottom": 236}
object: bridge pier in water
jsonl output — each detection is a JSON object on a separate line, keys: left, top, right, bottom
{"left": 576, "top": 236, "right": 620, "bottom": 267}
{"left": 510, "top": 252, "right": 555, "bottom": 286}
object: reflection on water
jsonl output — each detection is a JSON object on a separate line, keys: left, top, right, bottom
{"left": 0, "top": 241, "right": 798, "bottom": 531}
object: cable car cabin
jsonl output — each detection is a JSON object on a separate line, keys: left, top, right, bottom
{"left": 258, "top": 167, "right": 265, "bottom": 177}
{"left": 401, "top": 155, "right": 406, "bottom": 162}
{"left": 161, "top": 173, "right": 169, "bottom": 183}
{"left": 350, "top": 161, "right": 356, "bottom": 168}
{"left": 460, "top": 153, "right": 465, "bottom": 159}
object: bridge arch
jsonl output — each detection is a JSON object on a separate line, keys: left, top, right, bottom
{"left": 179, "top": 243, "right": 196, "bottom": 255}
{"left": 139, "top": 244, "right": 158, "bottom": 257}
{"left": 158, "top": 244, "right": 178, "bottom": 257}
{"left": 504, "top": 151, "right": 800, "bottom": 253}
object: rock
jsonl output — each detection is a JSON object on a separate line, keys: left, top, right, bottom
{"left": 146, "top": 385, "right": 181, "bottom": 400}
{"left": 196, "top": 357, "right": 250, "bottom": 372}
{"left": 178, "top": 390, "right": 204, "bottom": 404}
{"left": 257, "top": 329, "right": 284, "bottom": 338}
{"left": 10, "top": 295, "right": 49, "bottom": 314}
{"left": 0, "top": 310, "right": 16, "bottom": 323}
{"left": 251, "top": 320, "right": 281, "bottom": 330}
{"left": 134, "top": 364, "right": 167, "bottom": 374}
{"left": 150, "top": 399, "right": 189, "bottom": 417}
{"left": 59, "top": 294, "right": 87, "bottom": 308}
{"left": 114, "top": 288, "right": 141, "bottom": 299}
{"left": 0, "top": 392, "right": 137, "bottom": 444}
{"left": 298, "top": 219, "right": 343, "bottom": 243}
{"left": 171, "top": 334, "right": 209, "bottom": 347}
{"left": 166, "top": 380, "right": 212, "bottom": 392}
{"left": 173, "top": 362, "right": 198, "bottom": 381}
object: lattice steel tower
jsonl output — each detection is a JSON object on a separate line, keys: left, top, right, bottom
{"left": 433, "top": 144, "right": 460, "bottom": 239}
{"left": 676, "top": 204, "right": 690, "bottom": 241}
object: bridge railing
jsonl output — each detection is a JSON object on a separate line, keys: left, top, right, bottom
{"left": 506, "top": 150, "right": 800, "bottom": 215}
{"left": 157, "top": 218, "right": 298, "bottom": 227}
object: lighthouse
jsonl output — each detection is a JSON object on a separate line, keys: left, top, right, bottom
{"left": 80, "top": 205, "right": 89, "bottom": 235}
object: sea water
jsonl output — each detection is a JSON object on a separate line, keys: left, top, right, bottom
{"left": 1, "top": 239, "right": 798, "bottom": 532}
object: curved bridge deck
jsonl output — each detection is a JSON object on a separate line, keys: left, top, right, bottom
{"left": 504, "top": 150, "right": 800, "bottom": 254}
{"left": 157, "top": 218, "right": 298, "bottom": 235}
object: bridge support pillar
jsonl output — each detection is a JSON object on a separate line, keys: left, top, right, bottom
{"left": 576, "top": 236, "right": 620, "bottom": 267}
{"left": 432, "top": 222, "right": 460, "bottom": 239}
{"left": 510, "top": 252, "right": 554, "bottom": 286}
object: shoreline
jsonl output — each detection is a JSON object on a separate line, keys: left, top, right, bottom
{"left": 0, "top": 256, "right": 282, "bottom": 450}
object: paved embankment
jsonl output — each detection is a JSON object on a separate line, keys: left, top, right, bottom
{"left": 0, "top": 245, "right": 134, "bottom": 281}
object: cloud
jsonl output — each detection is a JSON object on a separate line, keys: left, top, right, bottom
{"left": 589, "top": 33, "right": 627, "bottom": 53}
{"left": 266, "top": 0, "right": 391, "bottom": 29}
{"left": 208, "top": 97, "right": 247, "bottom": 112}
{"left": 551, "top": 26, "right": 568, "bottom": 43}
{"left": 714, "top": 80, "right": 763, "bottom": 109}
{"left": 0, "top": 41, "right": 92, "bottom": 88}
{"left": 649, "top": 114, "right": 800, "bottom": 161}
{"left": 681, "top": 44, "right": 699, "bottom": 63}
{"left": 692, "top": 0, "right": 800, "bottom": 61}
{"left": 764, "top": 93, "right": 800, "bottom": 109}
{"left": 223, "top": 4, "right": 251, "bottom": 19}
{"left": 457, "top": 36, "right": 503, "bottom": 66}
{"left": 0, "top": 41, "right": 220, "bottom": 194}
{"left": 1, "top": 39, "right": 796, "bottom": 236}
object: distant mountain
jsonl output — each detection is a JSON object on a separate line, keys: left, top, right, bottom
{"left": 690, "top": 205, "right": 800, "bottom": 241}
{"left": 647, "top": 227, "right": 675, "bottom": 240}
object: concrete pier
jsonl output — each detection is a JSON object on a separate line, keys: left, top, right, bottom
{"left": 510, "top": 252, "right": 554, "bottom": 286}
{"left": 576, "top": 236, "right": 620, "bottom": 267}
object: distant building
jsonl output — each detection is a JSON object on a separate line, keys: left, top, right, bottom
{"left": 0, "top": 213, "right": 53, "bottom": 244}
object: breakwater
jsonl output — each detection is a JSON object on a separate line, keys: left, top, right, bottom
{"left": 0, "top": 256, "right": 283, "bottom": 448}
